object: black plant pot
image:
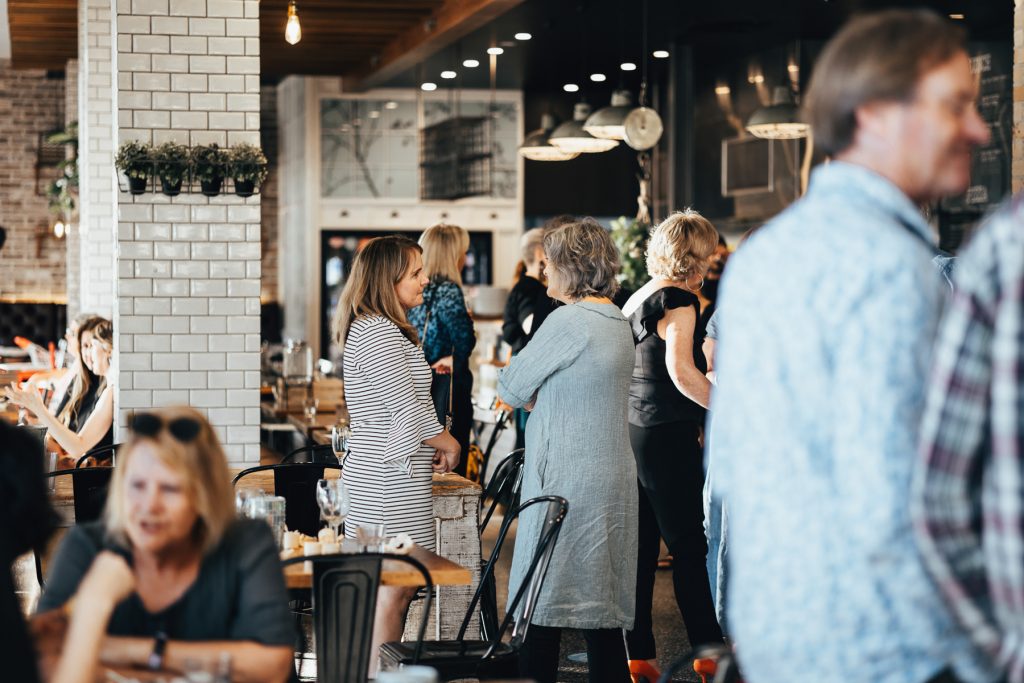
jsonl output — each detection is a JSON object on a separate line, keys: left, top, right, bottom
{"left": 128, "top": 176, "right": 148, "bottom": 195}
{"left": 234, "top": 179, "right": 255, "bottom": 197}
{"left": 160, "top": 177, "right": 182, "bottom": 197}
{"left": 200, "top": 176, "right": 223, "bottom": 197}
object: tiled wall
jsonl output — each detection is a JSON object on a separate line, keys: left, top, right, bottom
{"left": 112, "top": 0, "right": 261, "bottom": 464}
{"left": 0, "top": 61, "right": 67, "bottom": 302}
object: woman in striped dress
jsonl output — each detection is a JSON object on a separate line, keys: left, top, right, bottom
{"left": 332, "top": 235, "right": 460, "bottom": 675}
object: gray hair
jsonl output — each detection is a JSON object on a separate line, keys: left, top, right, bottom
{"left": 520, "top": 228, "right": 545, "bottom": 266}
{"left": 543, "top": 218, "right": 620, "bottom": 300}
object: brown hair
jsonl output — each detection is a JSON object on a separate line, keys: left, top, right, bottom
{"left": 646, "top": 210, "right": 720, "bottom": 281}
{"left": 803, "top": 9, "right": 967, "bottom": 156}
{"left": 543, "top": 218, "right": 620, "bottom": 300}
{"left": 105, "top": 406, "right": 235, "bottom": 555}
{"left": 58, "top": 316, "right": 110, "bottom": 428}
{"left": 333, "top": 236, "right": 422, "bottom": 346}
{"left": 420, "top": 224, "right": 470, "bottom": 286}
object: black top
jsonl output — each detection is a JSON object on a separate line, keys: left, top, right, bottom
{"left": 628, "top": 287, "right": 706, "bottom": 427}
{"left": 501, "top": 275, "right": 555, "bottom": 355}
{"left": 38, "top": 520, "right": 294, "bottom": 646}
{"left": 54, "top": 375, "right": 99, "bottom": 432}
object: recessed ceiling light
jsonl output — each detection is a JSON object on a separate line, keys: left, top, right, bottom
{"left": 515, "top": 32, "right": 532, "bottom": 40}
{"left": 620, "top": 62, "right": 637, "bottom": 71}
{"left": 384, "top": 101, "right": 398, "bottom": 110}
{"left": 563, "top": 83, "right": 579, "bottom": 93}
{"left": 499, "top": 40, "right": 516, "bottom": 47}
{"left": 421, "top": 82, "right": 437, "bottom": 91}
{"left": 652, "top": 50, "right": 669, "bottom": 59}
{"left": 441, "top": 70, "right": 457, "bottom": 79}
{"left": 463, "top": 59, "right": 480, "bottom": 68}
{"left": 487, "top": 46, "right": 504, "bottom": 55}
{"left": 715, "top": 85, "right": 730, "bottom": 95}
{"left": 590, "top": 73, "right": 606, "bottom": 82}
{"left": 369, "top": 110, "right": 380, "bottom": 118}
{"left": 949, "top": 13, "right": 965, "bottom": 20}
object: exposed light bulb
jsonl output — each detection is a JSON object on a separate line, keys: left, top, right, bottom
{"left": 487, "top": 46, "right": 504, "bottom": 55}
{"left": 563, "top": 83, "right": 579, "bottom": 93}
{"left": 620, "top": 62, "right": 637, "bottom": 71}
{"left": 590, "top": 73, "right": 606, "bottom": 82}
{"left": 285, "top": 1, "right": 301, "bottom": 45}
{"left": 53, "top": 221, "right": 65, "bottom": 238}
{"left": 441, "top": 70, "right": 457, "bottom": 79}
{"left": 652, "top": 50, "right": 670, "bottom": 59}
{"left": 514, "top": 32, "right": 532, "bottom": 40}
{"left": 421, "top": 82, "right": 437, "bottom": 91}
{"left": 384, "top": 101, "right": 398, "bottom": 110}
{"left": 463, "top": 59, "right": 480, "bottom": 68}
{"left": 715, "top": 85, "right": 731, "bottom": 95}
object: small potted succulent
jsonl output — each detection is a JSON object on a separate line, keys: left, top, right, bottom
{"left": 114, "top": 140, "right": 153, "bottom": 195}
{"left": 226, "top": 143, "right": 268, "bottom": 197}
{"left": 153, "top": 141, "right": 189, "bottom": 196}
{"left": 190, "top": 143, "right": 229, "bottom": 197}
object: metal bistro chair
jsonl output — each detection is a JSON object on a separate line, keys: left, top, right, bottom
{"left": 477, "top": 448, "right": 526, "bottom": 641}
{"left": 232, "top": 462, "right": 342, "bottom": 538}
{"left": 75, "top": 442, "right": 121, "bottom": 468}
{"left": 282, "top": 443, "right": 339, "bottom": 464}
{"left": 379, "top": 495, "right": 569, "bottom": 680}
{"left": 476, "top": 406, "right": 512, "bottom": 484}
{"left": 280, "top": 552, "right": 433, "bottom": 683}
{"left": 35, "top": 464, "right": 115, "bottom": 588}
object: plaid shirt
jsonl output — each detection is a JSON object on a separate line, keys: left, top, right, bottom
{"left": 914, "top": 194, "right": 1024, "bottom": 683}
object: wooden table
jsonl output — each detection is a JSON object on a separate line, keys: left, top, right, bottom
{"left": 286, "top": 411, "right": 338, "bottom": 442}
{"left": 282, "top": 543, "right": 472, "bottom": 589}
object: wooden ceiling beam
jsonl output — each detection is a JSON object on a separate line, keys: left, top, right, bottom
{"left": 344, "top": 0, "right": 525, "bottom": 90}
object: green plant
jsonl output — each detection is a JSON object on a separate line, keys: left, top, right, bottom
{"left": 114, "top": 140, "right": 153, "bottom": 180}
{"left": 226, "top": 143, "right": 268, "bottom": 184}
{"left": 153, "top": 141, "right": 189, "bottom": 185}
{"left": 189, "top": 143, "right": 228, "bottom": 183}
{"left": 46, "top": 123, "right": 78, "bottom": 218}
{"left": 610, "top": 216, "right": 651, "bottom": 293}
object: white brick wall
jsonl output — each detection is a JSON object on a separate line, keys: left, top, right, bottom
{"left": 112, "top": 0, "right": 262, "bottom": 464}
{"left": 66, "top": 59, "right": 82, "bottom": 319}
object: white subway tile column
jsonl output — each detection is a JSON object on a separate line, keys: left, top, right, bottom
{"left": 113, "top": 0, "right": 262, "bottom": 465}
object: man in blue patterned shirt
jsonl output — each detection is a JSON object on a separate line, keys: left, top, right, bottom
{"left": 708, "top": 10, "right": 992, "bottom": 683}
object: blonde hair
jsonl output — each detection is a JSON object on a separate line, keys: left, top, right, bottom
{"left": 105, "top": 406, "right": 235, "bottom": 555}
{"left": 59, "top": 316, "right": 111, "bottom": 428}
{"left": 420, "top": 224, "right": 470, "bottom": 286}
{"left": 543, "top": 218, "right": 620, "bottom": 299}
{"left": 646, "top": 210, "right": 720, "bottom": 281}
{"left": 333, "top": 236, "right": 422, "bottom": 346}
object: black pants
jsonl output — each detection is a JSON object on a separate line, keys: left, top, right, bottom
{"left": 626, "top": 420, "right": 723, "bottom": 659}
{"left": 431, "top": 366, "right": 473, "bottom": 478}
{"left": 519, "top": 624, "right": 630, "bottom": 683}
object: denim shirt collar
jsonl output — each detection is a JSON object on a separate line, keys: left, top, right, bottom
{"left": 808, "top": 161, "right": 937, "bottom": 248}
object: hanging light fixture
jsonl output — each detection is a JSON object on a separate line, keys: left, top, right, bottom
{"left": 285, "top": 1, "right": 302, "bottom": 45}
{"left": 549, "top": 103, "right": 620, "bottom": 154}
{"left": 583, "top": 90, "right": 634, "bottom": 140}
{"left": 519, "top": 114, "right": 580, "bottom": 161}
{"left": 746, "top": 86, "right": 809, "bottom": 139}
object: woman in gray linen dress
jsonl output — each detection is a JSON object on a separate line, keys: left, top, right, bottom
{"left": 498, "top": 218, "right": 637, "bottom": 683}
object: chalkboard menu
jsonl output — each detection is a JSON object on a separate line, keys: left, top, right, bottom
{"left": 939, "top": 42, "right": 1012, "bottom": 244}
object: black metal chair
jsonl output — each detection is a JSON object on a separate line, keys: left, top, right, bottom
{"left": 75, "top": 442, "right": 120, "bottom": 468}
{"left": 282, "top": 443, "right": 338, "bottom": 464}
{"left": 281, "top": 552, "right": 433, "bottom": 683}
{"left": 232, "top": 463, "right": 343, "bottom": 537}
{"left": 378, "top": 495, "right": 570, "bottom": 680}
{"left": 35, "top": 465, "right": 115, "bottom": 588}
{"left": 477, "top": 408, "right": 512, "bottom": 484}
{"left": 479, "top": 448, "right": 525, "bottom": 535}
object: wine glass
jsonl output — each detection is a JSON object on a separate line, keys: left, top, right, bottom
{"left": 304, "top": 397, "right": 319, "bottom": 423}
{"left": 316, "top": 479, "right": 351, "bottom": 542}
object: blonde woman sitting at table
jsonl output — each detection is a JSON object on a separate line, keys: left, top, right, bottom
{"left": 5, "top": 318, "right": 114, "bottom": 462}
{"left": 37, "top": 406, "right": 294, "bottom": 683}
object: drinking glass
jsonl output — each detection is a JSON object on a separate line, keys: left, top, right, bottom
{"left": 355, "top": 522, "right": 387, "bottom": 553}
{"left": 315, "top": 479, "right": 350, "bottom": 541}
{"left": 182, "top": 653, "right": 231, "bottom": 683}
{"left": 330, "top": 423, "right": 352, "bottom": 459}
{"left": 304, "top": 397, "right": 319, "bottom": 422}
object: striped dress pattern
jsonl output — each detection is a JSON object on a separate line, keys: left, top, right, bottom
{"left": 341, "top": 316, "right": 444, "bottom": 551}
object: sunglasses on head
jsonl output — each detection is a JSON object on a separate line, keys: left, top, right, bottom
{"left": 129, "top": 412, "right": 201, "bottom": 443}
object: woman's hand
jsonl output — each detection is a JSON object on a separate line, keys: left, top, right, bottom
{"left": 430, "top": 355, "right": 454, "bottom": 375}
{"left": 74, "top": 551, "right": 135, "bottom": 613}
{"left": 428, "top": 430, "right": 460, "bottom": 473}
{"left": 4, "top": 382, "right": 46, "bottom": 416}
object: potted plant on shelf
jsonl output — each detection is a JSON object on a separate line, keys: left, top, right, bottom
{"left": 190, "top": 143, "right": 228, "bottom": 197}
{"left": 114, "top": 140, "right": 152, "bottom": 195}
{"left": 226, "top": 143, "right": 268, "bottom": 197}
{"left": 154, "top": 141, "right": 189, "bottom": 196}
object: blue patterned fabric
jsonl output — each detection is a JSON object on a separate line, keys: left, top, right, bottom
{"left": 408, "top": 277, "right": 476, "bottom": 366}
{"left": 707, "top": 162, "right": 995, "bottom": 683}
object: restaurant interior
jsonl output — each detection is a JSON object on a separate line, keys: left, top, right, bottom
{"left": 0, "top": 0, "right": 1019, "bottom": 681}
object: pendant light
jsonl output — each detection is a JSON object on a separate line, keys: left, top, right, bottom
{"left": 583, "top": 90, "right": 634, "bottom": 141}
{"left": 746, "top": 86, "right": 809, "bottom": 139}
{"left": 285, "top": 1, "right": 302, "bottom": 45}
{"left": 520, "top": 114, "right": 580, "bottom": 161}
{"left": 549, "top": 103, "right": 620, "bottom": 154}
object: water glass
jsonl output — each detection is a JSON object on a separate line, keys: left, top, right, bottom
{"left": 304, "top": 397, "right": 319, "bottom": 422}
{"left": 182, "top": 653, "right": 231, "bottom": 683}
{"left": 45, "top": 451, "right": 58, "bottom": 493}
{"left": 355, "top": 522, "right": 387, "bottom": 553}
{"left": 316, "top": 479, "right": 351, "bottom": 540}
{"left": 330, "top": 423, "right": 352, "bottom": 458}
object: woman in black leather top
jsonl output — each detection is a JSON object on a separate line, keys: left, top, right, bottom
{"left": 620, "top": 210, "right": 724, "bottom": 677}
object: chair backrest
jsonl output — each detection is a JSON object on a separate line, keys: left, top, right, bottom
{"left": 282, "top": 443, "right": 338, "bottom": 464}
{"left": 76, "top": 443, "right": 120, "bottom": 468}
{"left": 479, "top": 449, "right": 525, "bottom": 535}
{"left": 36, "top": 466, "right": 115, "bottom": 588}
{"left": 281, "top": 553, "right": 433, "bottom": 683}
{"left": 232, "top": 463, "right": 343, "bottom": 537}
{"left": 478, "top": 409, "right": 512, "bottom": 481}
{"left": 456, "top": 495, "right": 568, "bottom": 654}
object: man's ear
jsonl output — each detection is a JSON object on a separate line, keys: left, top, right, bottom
{"left": 852, "top": 100, "right": 902, "bottom": 148}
